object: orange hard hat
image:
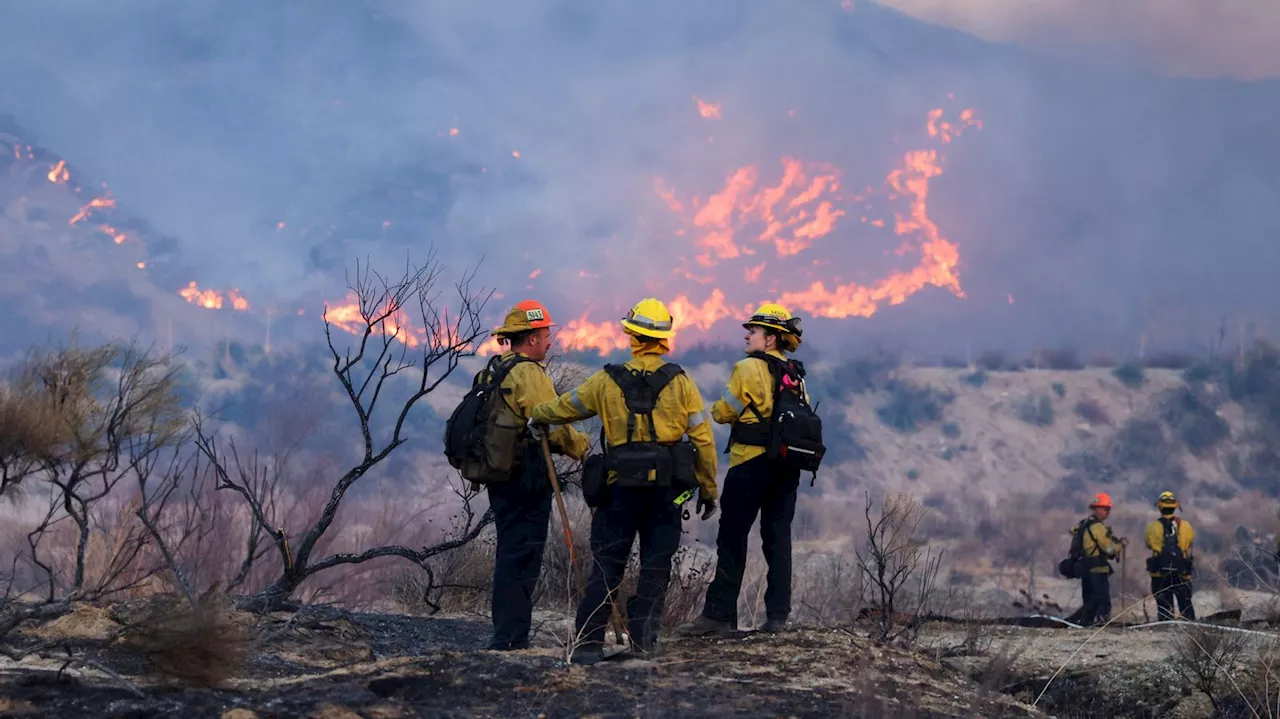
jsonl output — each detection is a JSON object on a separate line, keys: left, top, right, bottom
{"left": 1089, "top": 492, "right": 1112, "bottom": 509}
{"left": 492, "top": 299, "right": 554, "bottom": 336}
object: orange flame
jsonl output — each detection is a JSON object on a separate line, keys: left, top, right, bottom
{"left": 69, "top": 196, "right": 115, "bottom": 225}
{"left": 179, "top": 281, "right": 251, "bottom": 311}
{"left": 694, "top": 97, "right": 722, "bottom": 120}
{"left": 46, "top": 160, "right": 69, "bottom": 184}
{"left": 662, "top": 158, "right": 845, "bottom": 266}
{"left": 98, "top": 224, "right": 127, "bottom": 245}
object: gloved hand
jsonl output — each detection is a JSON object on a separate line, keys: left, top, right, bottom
{"left": 697, "top": 498, "right": 717, "bottom": 521}
{"left": 526, "top": 418, "right": 547, "bottom": 440}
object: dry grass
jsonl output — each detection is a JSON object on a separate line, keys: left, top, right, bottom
{"left": 117, "top": 593, "right": 255, "bottom": 687}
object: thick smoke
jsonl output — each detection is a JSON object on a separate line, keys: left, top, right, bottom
{"left": 0, "top": 0, "right": 1276, "bottom": 358}
{"left": 879, "top": 0, "right": 1280, "bottom": 80}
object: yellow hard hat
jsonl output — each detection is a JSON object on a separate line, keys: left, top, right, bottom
{"left": 620, "top": 298, "right": 675, "bottom": 339}
{"left": 1156, "top": 491, "right": 1179, "bottom": 510}
{"left": 744, "top": 303, "right": 803, "bottom": 350}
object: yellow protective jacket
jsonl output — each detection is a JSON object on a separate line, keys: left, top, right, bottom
{"left": 1071, "top": 518, "right": 1121, "bottom": 574}
{"left": 485, "top": 351, "right": 589, "bottom": 461}
{"left": 1145, "top": 516, "right": 1194, "bottom": 578}
{"left": 711, "top": 349, "right": 807, "bottom": 468}
{"left": 530, "top": 341, "right": 718, "bottom": 500}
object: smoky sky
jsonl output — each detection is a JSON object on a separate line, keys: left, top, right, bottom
{"left": 0, "top": 0, "right": 1277, "bottom": 358}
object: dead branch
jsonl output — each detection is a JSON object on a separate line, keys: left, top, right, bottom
{"left": 196, "top": 254, "right": 492, "bottom": 607}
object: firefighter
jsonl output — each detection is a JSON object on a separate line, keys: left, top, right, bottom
{"left": 481, "top": 300, "right": 589, "bottom": 651}
{"left": 530, "top": 297, "right": 718, "bottom": 663}
{"left": 1145, "top": 491, "right": 1195, "bottom": 621}
{"left": 678, "top": 303, "right": 807, "bottom": 636}
{"left": 1065, "top": 492, "right": 1126, "bottom": 627}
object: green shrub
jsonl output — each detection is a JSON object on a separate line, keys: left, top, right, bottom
{"left": 1073, "top": 398, "right": 1111, "bottom": 426}
{"left": 941, "top": 421, "right": 962, "bottom": 438}
{"left": 875, "top": 380, "right": 953, "bottom": 433}
{"left": 1159, "top": 387, "right": 1229, "bottom": 457}
{"left": 1051, "top": 382, "right": 1066, "bottom": 398}
{"left": 961, "top": 370, "right": 987, "bottom": 388}
{"left": 1113, "top": 361, "right": 1145, "bottom": 389}
{"left": 1038, "top": 348, "right": 1083, "bottom": 370}
{"left": 1182, "top": 361, "right": 1214, "bottom": 384}
{"left": 828, "top": 349, "right": 900, "bottom": 397}
{"left": 1015, "top": 394, "right": 1055, "bottom": 427}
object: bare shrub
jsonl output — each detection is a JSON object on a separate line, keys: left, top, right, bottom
{"left": 855, "top": 492, "right": 944, "bottom": 644}
{"left": 793, "top": 552, "right": 862, "bottom": 626}
{"left": 195, "top": 255, "right": 493, "bottom": 609}
{"left": 1172, "top": 625, "right": 1250, "bottom": 713}
{"left": 117, "top": 592, "right": 254, "bottom": 687}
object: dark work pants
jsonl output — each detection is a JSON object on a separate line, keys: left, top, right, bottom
{"left": 576, "top": 485, "right": 683, "bottom": 650}
{"left": 1067, "top": 572, "right": 1111, "bottom": 626}
{"left": 702, "top": 455, "right": 801, "bottom": 625}
{"left": 1152, "top": 573, "right": 1195, "bottom": 621}
{"left": 487, "top": 446, "right": 552, "bottom": 648}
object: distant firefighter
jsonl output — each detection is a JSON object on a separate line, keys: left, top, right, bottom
{"left": 1059, "top": 493, "right": 1125, "bottom": 627}
{"left": 1145, "top": 491, "right": 1195, "bottom": 621}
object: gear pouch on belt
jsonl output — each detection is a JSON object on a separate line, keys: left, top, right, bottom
{"left": 606, "top": 443, "right": 673, "bottom": 487}
{"left": 670, "top": 441, "right": 697, "bottom": 490}
{"left": 581, "top": 453, "right": 607, "bottom": 508}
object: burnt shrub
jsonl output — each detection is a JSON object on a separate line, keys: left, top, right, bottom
{"left": 1073, "top": 398, "right": 1112, "bottom": 426}
{"left": 1159, "top": 386, "right": 1230, "bottom": 457}
{"left": 828, "top": 349, "right": 900, "bottom": 397}
{"left": 1113, "top": 361, "right": 1145, "bottom": 389}
{"left": 1038, "top": 348, "right": 1084, "bottom": 370}
{"left": 875, "top": 379, "right": 953, "bottom": 433}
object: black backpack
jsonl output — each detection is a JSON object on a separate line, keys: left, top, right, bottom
{"left": 583, "top": 363, "right": 697, "bottom": 492}
{"left": 443, "top": 355, "right": 535, "bottom": 485}
{"left": 1154, "top": 517, "right": 1189, "bottom": 574}
{"left": 1057, "top": 517, "right": 1100, "bottom": 579}
{"left": 728, "top": 352, "right": 826, "bottom": 482}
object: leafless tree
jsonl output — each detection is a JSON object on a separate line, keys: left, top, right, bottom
{"left": 195, "top": 254, "right": 495, "bottom": 609}
{"left": 855, "top": 491, "right": 944, "bottom": 644}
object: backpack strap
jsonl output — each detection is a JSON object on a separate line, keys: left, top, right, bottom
{"left": 603, "top": 362, "right": 685, "bottom": 444}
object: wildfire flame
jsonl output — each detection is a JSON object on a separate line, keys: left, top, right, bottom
{"left": 179, "top": 281, "right": 251, "bottom": 311}
{"left": 549, "top": 104, "right": 981, "bottom": 351}
{"left": 69, "top": 195, "right": 115, "bottom": 225}
{"left": 694, "top": 97, "right": 722, "bottom": 120}
{"left": 46, "top": 160, "right": 69, "bottom": 184}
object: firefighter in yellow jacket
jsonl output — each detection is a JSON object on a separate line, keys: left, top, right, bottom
{"left": 480, "top": 301, "right": 589, "bottom": 651}
{"left": 679, "top": 303, "right": 807, "bottom": 636}
{"left": 530, "top": 298, "right": 717, "bottom": 663}
{"left": 1145, "top": 491, "right": 1195, "bottom": 621}
{"left": 1065, "top": 492, "right": 1125, "bottom": 627}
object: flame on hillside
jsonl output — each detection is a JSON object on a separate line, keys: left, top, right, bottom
{"left": 550, "top": 104, "right": 981, "bottom": 352}
{"left": 46, "top": 160, "right": 69, "bottom": 184}
{"left": 180, "top": 281, "right": 250, "bottom": 311}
